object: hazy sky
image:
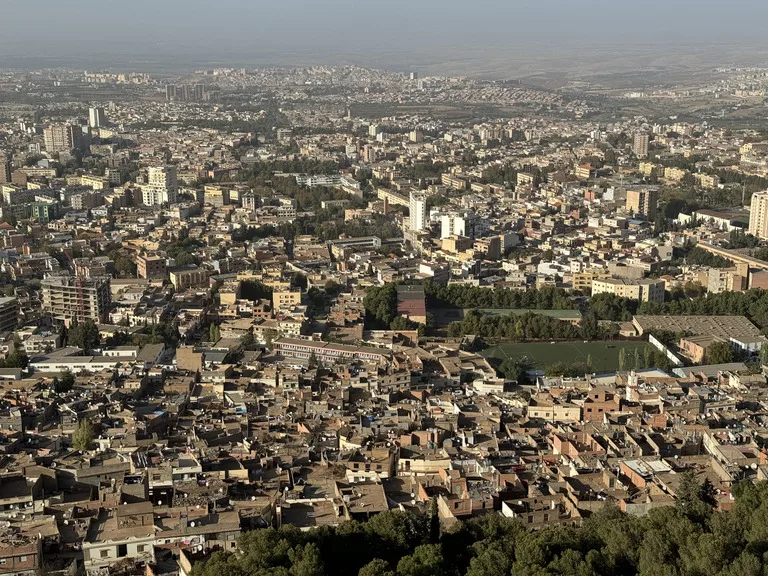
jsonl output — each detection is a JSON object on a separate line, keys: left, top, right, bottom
{"left": 1, "top": 0, "right": 767, "bottom": 67}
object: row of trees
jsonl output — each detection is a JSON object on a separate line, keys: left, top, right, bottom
{"left": 424, "top": 283, "right": 578, "bottom": 312}
{"left": 191, "top": 478, "right": 768, "bottom": 576}
{"left": 446, "top": 310, "right": 583, "bottom": 341}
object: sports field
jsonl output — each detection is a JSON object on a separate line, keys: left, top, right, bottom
{"left": 480, "top": 341, "right": 651, "bottom": 373}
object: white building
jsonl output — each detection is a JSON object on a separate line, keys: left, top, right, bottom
{"left": 409, "top": 191, "right": 427, "bottom": 232}
{"left": 88, "top": 107, "right": 107, "bottom": 128}
{"left": 142, "top": 166, "right": 178, "bottom": 206}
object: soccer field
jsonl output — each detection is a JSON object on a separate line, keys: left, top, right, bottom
{"left": 480, "top": 341, "right": 651, "bottom": 373}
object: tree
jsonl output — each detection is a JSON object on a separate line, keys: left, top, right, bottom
{"left": 72, "top": 419, "right": 95, "bottom": 451}
{"left": 55, "top": 370, "right": 76, "bottom": 393}
{"left": 209, "top": 324, "right": 221, "bottom": 343}
{"left": 390, "top": 316, "right": 410, "bottom": 331}
{"left": 396, "top": 544, "right": 444, "bottom": 576}
{"left": 760, "top": 342, "right": 768, "bottom": 366}
{"left": 67, "top": 319, "right": 101, "bottom": 351}
{"left": 618, "top": 348, "right": 627, "bottom": 372}
{"left": 707, "top": 341, "right": 734, "bottom": 365}
{"left": 358, "top": 559, "right": 394, "bottom": 576}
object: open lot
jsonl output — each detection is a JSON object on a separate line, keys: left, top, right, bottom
{"left": 481, "top": 341, "right": 650, "bottom": 373}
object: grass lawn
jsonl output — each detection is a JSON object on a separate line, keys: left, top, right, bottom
{"left": 480, "top": 341, "right": 651, "bottom": 373}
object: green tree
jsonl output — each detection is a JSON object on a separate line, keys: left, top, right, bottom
{"left": 55, "top": 370, "right": 76, "bottom": 393}
{"left": 72, "top": 419, "right": 95, "bottom": 450}
{"left": 707, "top": 341, "right": 734, "bottom": 365}
{"left": 358, "top": 559, "right": 394, "bottom": 576}
{"left": 618, "top": 348, "right": 627, "bottom": 372}
{"left": 209, "top": 324, "right": 221, "bottom": 343}
{"left": 396, "top": 544, "right": 444, "bottom": 576}
{"left": 67, "top": 319, "right": 101, "bottom": 351}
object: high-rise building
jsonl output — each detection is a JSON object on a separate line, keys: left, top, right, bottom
{"left": 633, "top": 132, "right": 649, "bottom": 158}
{"left": 142, "top": 166, "right": 178, "bottom": 206}
{"left": 0, "top": 297, "right": 18, "bottom": 333}
{"left": 749, "top": 191, "right": 768, "bottom": 239}
{"left": 626, "top": 188, "right": 658, "bottom": 220}
{"left": 43, "top": 124, "right": 84, "bottom": 154}
{"left": 409, "top": 190, "right": 427, "bottom": 232}
{"left": 42, "top": 276, "right": 111, "bottom": 325}
{"left": 88, "top": 107, "right": 107, "bottom": 128}
{"left": 0, "top": 154, "right": 10, "bottom": 184}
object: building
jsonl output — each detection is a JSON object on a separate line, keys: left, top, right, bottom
{"left": 409, "top": 190, "right": 427, "bottom": 232}
{"left": 440, "top": 212, "right": 480, "bottom": 239}
{"left": 0, "top": 297, "right": 18, "bottom": 333}
{"left": 169, "top": 266, "right": 210, "bottom": 290}
{"left": 591, "top": 278, "right": 665, "bottom": 303}
{"left": 633, "top": 132, "right": 649, "bottom": 158}
{"left": 137, "top": 254, "right": 167, "bottom": 279}
{"left": 88, "top": 107, "right": 107, "bottom": 128}
{"left": 203, "top": 185, "right": 231, "bottom": 207}
{"left": 0, "top": 155, "right": 9, "bottom": 184}
{"left": 42, "top": 276, "right": 111, "bottom": 324}
{"left": 749, "top": 191, "right": 768, "bottom": 239}
{"left": 274, "top": 338, "right": 389, "bottom": 365}
{"left": 142, "top": 165, "right": 178, "bottom": 206}
{"left": 43, "top": 124, "right": 84, "bottom": 154}
{"left": 273, "top": 290, "right": 302, "bottom": 311}
{"left": 626, "top": 188, "right": 658, "bottom": 220}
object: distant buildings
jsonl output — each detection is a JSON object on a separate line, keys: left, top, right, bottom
{"left": 0, "top": 297, "right": 18, "bottom": 333}
{"left": 748, "top": 191, "right": 768, "bottom": 239}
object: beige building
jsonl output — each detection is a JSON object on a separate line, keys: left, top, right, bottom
{"left": 626, "top": 188, "right": 658, "bottom": 220}
{"left": 169, "top": 266, "right": 209, "bottom": 290}
{"left": 273, "top": 290, "right": 302, "bottom": 311}
{"left": 591, "top": 278, "right": 665, "bottom": 303}
{"left": 633, "top": 132, "right": 649, "bottom": 158}
{"left": 749, "top": 191, "right": 768, "bottom": 239}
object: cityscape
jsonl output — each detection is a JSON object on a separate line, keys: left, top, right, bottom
{"left": 6, "top": 4, "right": 768, "bottom": 576}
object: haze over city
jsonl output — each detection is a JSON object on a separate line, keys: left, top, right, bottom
{"left": 3, "top": 0, "right": 768, "bottom": 74}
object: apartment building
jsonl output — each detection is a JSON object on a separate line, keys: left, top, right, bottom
{"left": 42, "top": 276, "right": 111, "bottom": 324}
{"left": 591, "top": 278, "right": 665, "bottom": 303}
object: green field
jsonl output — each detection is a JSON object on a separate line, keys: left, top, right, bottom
{"left": 481, "top": 341, "right": 651, "bottom": 373}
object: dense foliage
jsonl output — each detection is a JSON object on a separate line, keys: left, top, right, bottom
{"left": 637, "top": 288, "right": 768, "bottom": 330}
{"left": 425, "top": 283, "right": 577, "bottom": 311}
{"left": 191, "top": 479, "right": 768, "bottom": 576}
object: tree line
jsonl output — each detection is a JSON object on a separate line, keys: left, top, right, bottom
{"left": 191, "top": 478, "right": 768, "bottom": 576}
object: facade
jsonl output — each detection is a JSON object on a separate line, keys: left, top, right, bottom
{"left": 142, "top": 166, "right": 178, "bottom": 205}
{"left": 43, "top": 124, "right": 84, "bottom": 153}
{"left": 169, "top": 266, "right": 210, "bottom": 290}
{"left": 591, "top": 278, "right": 665, "bottom": 303}
{"left": 42, "top": 276, "right": 111, "bottom": 324}
{"left": 0, "top": 297, "right": 18, "bottom": 333}
{"left": 626, "top": 188, "right": 658, "bottom": 221}
{"left": 749, "top": 191, "right": 768, "bottom": 239}
{"left": 409, "top": 190, "right": 427, "bottom": 232}
{"left": 137, "top": 254, "right": 167, "bottom": 279}
{"left": 88, "top": 107, "right": 107, "bottom": 128}
{"left": 633, "top": 132, "right": 649, "bottom": 158}
{"left": 274, "top": 338, "right": 389, "bottom": 365}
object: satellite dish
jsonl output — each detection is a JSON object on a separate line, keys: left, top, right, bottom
{"left": 190, "top": 521, "right": 195, "bottom": 527}
{"left": 157, "top": 500, "right": 162, "bottom": 506}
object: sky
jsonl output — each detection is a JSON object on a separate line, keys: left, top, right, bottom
{"left": 1, "top": 0, "right": 767, "bottom": 70}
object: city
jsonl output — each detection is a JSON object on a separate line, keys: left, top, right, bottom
{"left": 5, "top": 7, "right": 768, "bottom": 576}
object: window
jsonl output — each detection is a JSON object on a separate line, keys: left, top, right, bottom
{"left": 137, "top": 545, "right": 146, "bottom": 553}
{"left": 20, "top": 556, "right": 27, "bottom": 562}
{"left": 100, "top": 550, "right": 109, "bottom": 558}
{"left": 527, "top": 515, "right": 533, "bottom": 523}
